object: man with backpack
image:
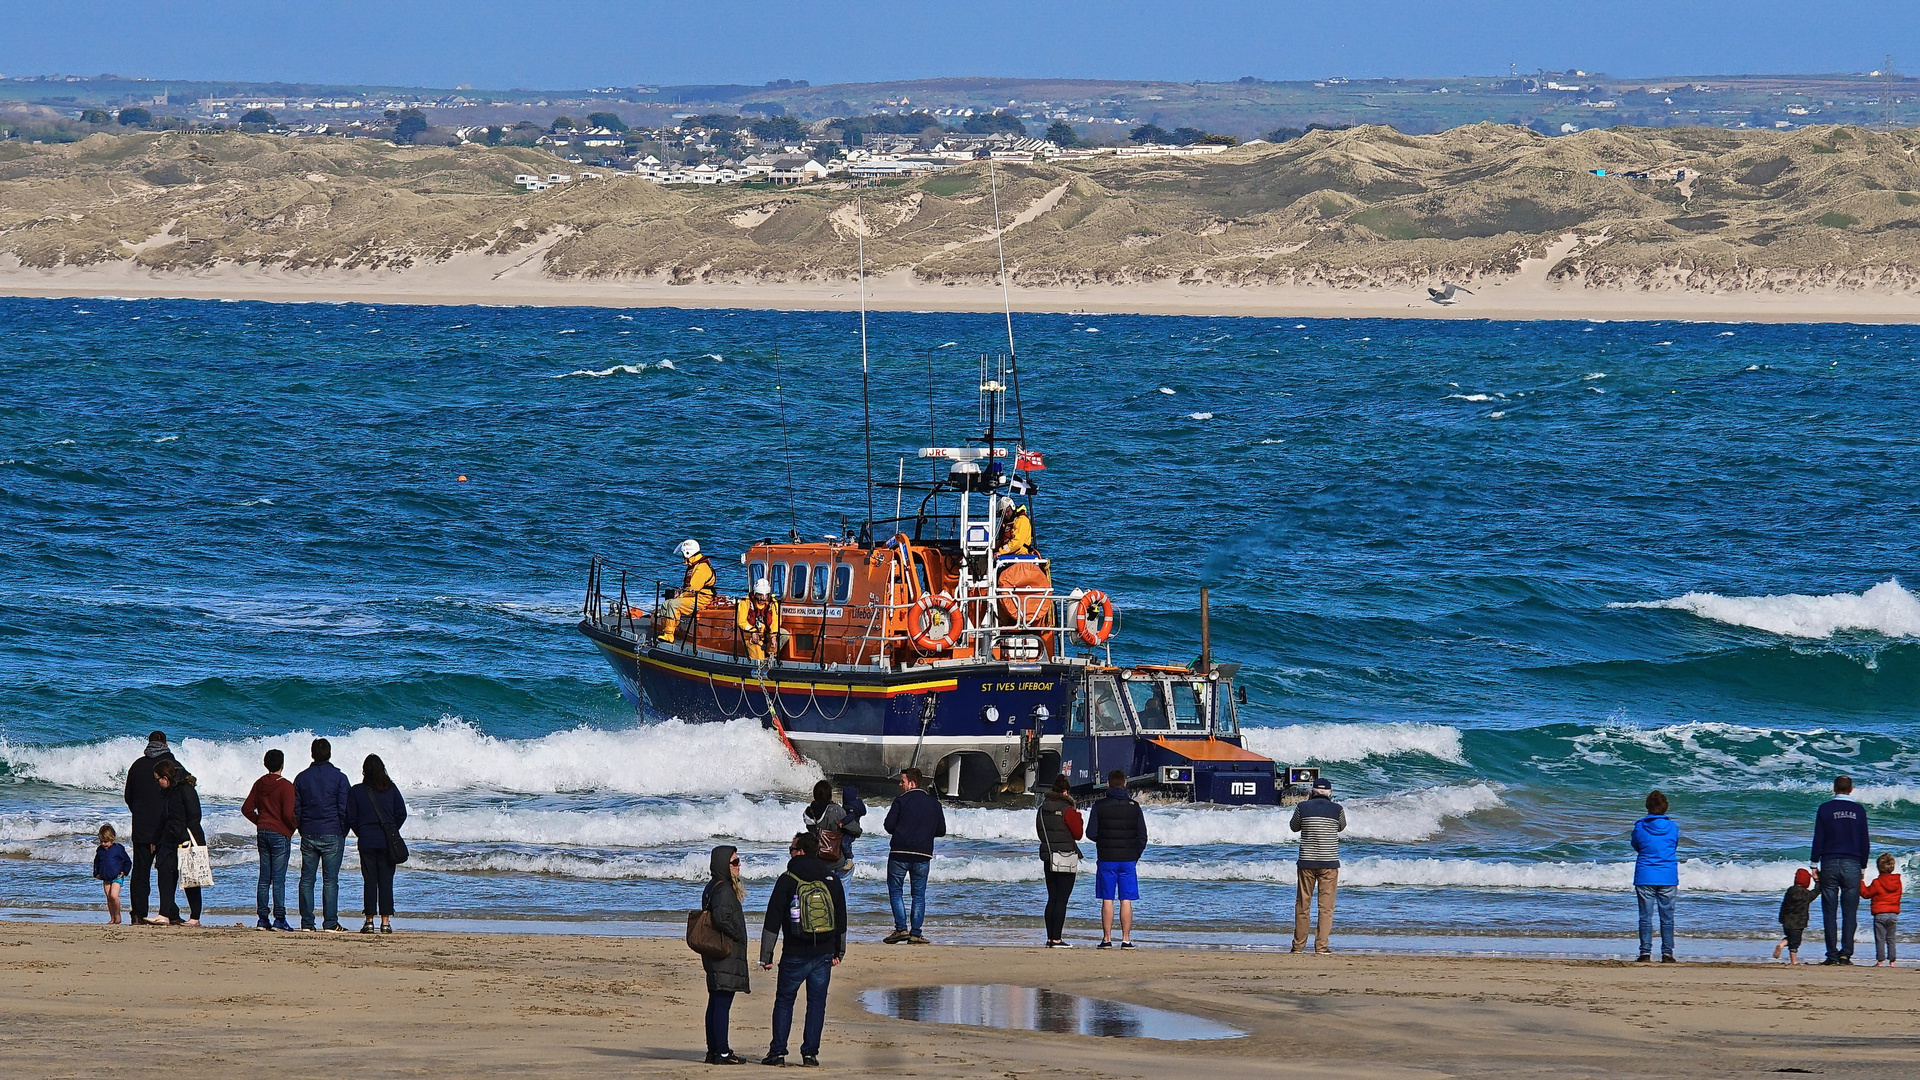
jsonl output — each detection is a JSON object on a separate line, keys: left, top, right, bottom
{"left": 759, "top": 830, "right": 847, "bottom": 1068}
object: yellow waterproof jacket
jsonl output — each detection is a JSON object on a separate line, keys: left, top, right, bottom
{"left": 997, "top": 511, "right": 1034, "bottom": 556}
{"left": 735, "top": 597, "right": 780, "bottom": 636}
{"left": 681, "top": 556, "right": 716, "bottom": 601}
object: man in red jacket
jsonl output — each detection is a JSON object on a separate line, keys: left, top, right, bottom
{"left": 241, "top": 749, "right": 298, "bottom": 931}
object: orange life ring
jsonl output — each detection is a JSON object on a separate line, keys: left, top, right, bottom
{"left": 907, "top": 592, "right": 965, "bottom": 652}
{"left": 1074, "top": 590, "right": 1117, "bottom": 646}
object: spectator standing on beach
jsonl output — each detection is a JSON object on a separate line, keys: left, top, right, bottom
{"left": 294, "top": 738, "right": 351, "bottom": 933}
{"left": 1289, "top": 776, "right": 1346, "bottom": 954}
{"left": 346, "top": 753, "right": 406, "bottom": 934}
{"left": 1861, "top": 853, "right": 1902, "bottom": 967}
{"left": 93, "top": 825, "right": 131, "bottom": 924}
{"left": 839, "top": 785, "right": 867, "bottom": 876}
{"left": 803, "top": 780, "right": 852, "bottom": 881}
{"left": 1087, "top": 770, "right": 1147, "bottom": 950}
{"left": 1811, "top": 775, "right": 1871, "bottom": 965}
{"left": 700, "top": 844, "right": 749, "bottom": 1065}
{"left": 1775, "top": 868, "right": 1815, "bottom": 964}
{"left": 1036, "top": 775, "right": 1084, "bottom": 948}
{"left": 882, "top": 768, "right": 944, "bottom": 945}
{"left": 122, "top": 730, "right": 176, "bottom": 925}
{"left": 241, "top": 749, "right": 297, "bottom": 931}
{"left": 1631, "top": 789, "right": 1679, "bottom": 963}
{"left": 155, "top": 761, "right": 206, "bottom": 926}
{"left": 759, "top": 830, "right": 847, "bottom": 1068}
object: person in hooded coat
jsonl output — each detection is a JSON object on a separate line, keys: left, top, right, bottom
{"left": 123, "top": 730, "right": 176, "bottom": 925}
{"left": 701, "top": 844, "right": 750, "bottom": 1065}
{"left": 1631, "top": 789, "right": 1680, "bottom": 962}
{"left": 155, "top": 761, "right": 206, "bottom": 926}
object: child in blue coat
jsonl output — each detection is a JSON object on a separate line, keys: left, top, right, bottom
{"left": 93, "top": 825, "right": 132, "bottom": 924}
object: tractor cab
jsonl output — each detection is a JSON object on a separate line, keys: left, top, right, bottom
{"left": 1060, "top": 663, "right": 1277, "bottom": 805}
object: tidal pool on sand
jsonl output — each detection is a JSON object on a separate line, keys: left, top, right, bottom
{"left": 859, "top": 984, "right": 1246, "bottom": 1040}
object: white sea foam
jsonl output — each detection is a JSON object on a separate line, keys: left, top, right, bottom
{"left": 1446, "top": 393, "right": 1494, "bottom": 402}
{"left": 1187, "top": 412, "right": 1214, "bottom": 420}
{"left": 1610, "top": 578, "right": 1920, "bottom": 639}
{"left": 554, "top": 363, "right": 650, "bottom": 378}
{"left": 0, "top": 718, "right": 822, "bottom": 800}
{"left": 1158, "top": 387, "right": 1176, "bottom": 395}
{"left": 1719, "top": 331, "right": 1736, "bottom": 336}
{"left": 1083, "top": 328, "right": 1099, "bottom": 333}
{"left": 657, "top": 359, "right": 676, "bottom": 369}
{"left": 1487, "top": 411, "right": 1506, "bottom": 419}
{"left": 1242, "top": 722, "right": 1466, "bottom": 764}
{"left": 153, "top": 434, "right": 178, "bottom": 443}
{"left": 1583, "top": 372, "right": 1606, "bottom": 380}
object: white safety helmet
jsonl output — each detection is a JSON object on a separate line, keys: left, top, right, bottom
{"left": 676, "top": 539, "right": 701, "bottom": 560}
{"left": 752, "top": 578, "right": 772, "bottom": 598}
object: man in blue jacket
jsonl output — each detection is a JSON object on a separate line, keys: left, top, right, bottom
{"left": 294, "top": 738, "right": 351, "bottom": 932}
{"left": 881, "top": 768, "right": 945, "bottom": 945}
{"left": 1811, "top": 775, "right": 1872, "bottom": 965}
{"left": 1630, "top": 789, "right": 1680, "bottom": 962}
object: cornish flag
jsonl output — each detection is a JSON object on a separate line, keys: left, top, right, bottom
{"left": 1015, "top": 449, "right": 1045, "bottom": 471}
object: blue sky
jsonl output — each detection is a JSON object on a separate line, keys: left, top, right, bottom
{"left": 5, "top": 0, "right": 1917, "bottom": 88}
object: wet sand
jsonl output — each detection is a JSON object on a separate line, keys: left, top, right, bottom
{"left": 7, "top": 921, "right": 1919, "bottom": 1079}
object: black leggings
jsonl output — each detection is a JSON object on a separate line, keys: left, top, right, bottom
{"left": 1043, "top": 870, "right": 1076, "bottom": 940}
{"left": 361, "top": 847, "right": 397, "bottom": 918}
{"left": 154, "top": 845, "right": 202, "bottom": 922}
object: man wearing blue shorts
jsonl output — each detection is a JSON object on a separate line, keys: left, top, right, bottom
{"left": 1086, "top": 769, "right": 1148, "bottom": 949}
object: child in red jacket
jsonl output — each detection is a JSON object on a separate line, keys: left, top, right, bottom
{"left": 1861, "top": 853, "right": 1903, "bottom": 967}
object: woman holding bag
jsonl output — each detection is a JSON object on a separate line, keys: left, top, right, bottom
{"left": 156, "top": 761, "right": 207, "bottom": 926}
{"left": 1036, "top": 775, "right": 1084, "bottom": 947}
{"left": 346, "top": 754, "right": 406, "bottom": 935}
{"left": 700, "top": 845, "right": 749, "bottom": 1065}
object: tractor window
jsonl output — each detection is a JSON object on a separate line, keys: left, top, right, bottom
{"left": 813, "top": 564, "right": 829, "bottom": 603}
{"left": 1172, "top": 683, "right": 1207, "bottom": 732}
{"left": 769, "top": 563, "right": 786, "bottom": 599}
{"left": 1127, "top": 679, "right": 1170, "bottom": 731}
{"left": 788, "top": 563, "right": 809, "bottom": 600}
{"left": 1068, "top": 680, "right": 1089, "bottom": 735}
{"left": 1214, "top": 685, "right": 1239, "bottom": 736}
{"left": 832, "top": 564, "right": 853, "bottom": 604}
{"left": 1090, "top": 677, "right": 1130, "bottom": 734}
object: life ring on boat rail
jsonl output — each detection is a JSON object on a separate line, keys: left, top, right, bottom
{"left": 907, "top": 592, "right": 965, "bottom": 652}
{"left": 1074, "top": 590, "right": 1118, "bottom": 647}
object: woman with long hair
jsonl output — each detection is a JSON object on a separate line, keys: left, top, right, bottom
{"left": 155, "top": 761, "right": 206, "bottom": 926}
{"left": 701, "top": 844, "right": 750, "bottom": 1064}
{"left": 346, "top": 753, "right": 407, "bottom": 934}
{"left": 1037, "top": 774, "right": 1084, "bottom": 947}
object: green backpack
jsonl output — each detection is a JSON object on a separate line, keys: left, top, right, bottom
{"left": 788, "top": 873, "right": 836, "bottom": 935}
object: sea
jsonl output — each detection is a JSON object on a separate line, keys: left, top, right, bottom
{"left": 3, "top": 296, "right": 1917, "bottom": 956}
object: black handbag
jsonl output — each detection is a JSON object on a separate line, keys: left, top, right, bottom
{"left": 369, "top": 789, "right": 408, "bottom": 864}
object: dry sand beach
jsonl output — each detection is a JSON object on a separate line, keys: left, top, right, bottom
{"left": 6, "top": 922, "right": 1919, "bottom": 1079}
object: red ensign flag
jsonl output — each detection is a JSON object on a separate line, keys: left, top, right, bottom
{"left": 1015, "top": 449, "right": 1045, "bottom": 471}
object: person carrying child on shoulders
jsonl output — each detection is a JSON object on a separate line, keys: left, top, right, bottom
{"left": 1774, "top": 867, "right": 1815, "bottom": 964}
{"left": 1861, "top": 853, "right": 1903, "bottom": 967}
{"left": 93, "top": 825, "right": 132, "bottom": 924}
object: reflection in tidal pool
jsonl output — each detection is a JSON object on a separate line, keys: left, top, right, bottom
{"left": 859, "top": 984, "right": 1245, "bottom": 1041}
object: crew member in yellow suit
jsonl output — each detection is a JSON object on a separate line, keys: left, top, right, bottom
{"left": 735, "top": 577, "right": 786, "bottom": 662}
{"left": 658, "top": 539, "right": 715, "bottom": 644}
{"left": 996, "top": 498, "right": 1035, "bottom": 557}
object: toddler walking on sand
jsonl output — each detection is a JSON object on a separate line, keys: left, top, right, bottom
{"left": 1774, "top": 867, "right": 1815, "bottom": 964}
{"left": 93, "top": 825, "right": 132, "bottom": 924}
{"left": 1861, "top": 853, "right": 1903, "bottom": 967}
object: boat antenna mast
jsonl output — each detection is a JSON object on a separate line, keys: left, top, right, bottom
{"left": 988, "top": 158, "right": 1028, "bottom": 448}
{"left": 857, "top": 194, "right": 875, "bottom": 536}
{"left": 775, "top": 344, "right": 797, "bottom": 540}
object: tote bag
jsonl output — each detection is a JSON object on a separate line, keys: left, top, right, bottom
{"left": 1038, "top": 808, "right": 1081, "bottom": 874}
{"left": 179, "top": 838, "right": 215, "bottom": 889}
{"left": 686, "top": 909, "right": 731, "bottom": 959}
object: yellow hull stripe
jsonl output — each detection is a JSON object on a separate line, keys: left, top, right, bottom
{"left": 602, "top": 643, "right": 959, "bottom": 695}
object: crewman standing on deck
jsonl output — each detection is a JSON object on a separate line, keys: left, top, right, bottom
{"left": 660, "top": 539, "right": 716, "bottom": 644}
{"left": 735, "top": 578, "right": 784, "bottom": 662}
{"left": 996, "top": 499, "right": 1035, "bottom": 557}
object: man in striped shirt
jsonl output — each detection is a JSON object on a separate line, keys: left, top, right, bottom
{"left": 1289, "top": 777, "right": 1347, "bottom": 953}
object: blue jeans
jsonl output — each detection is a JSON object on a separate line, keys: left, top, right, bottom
{"left": 769, "top": 952, "right": 834, "bottom": 1059}
{"left": 705, "top": 990, "right": 734, "bottom": 1056}
{"left": 887, "top": 855, "right": 929, "bottom": 934}
{"left": 1635, "top": 885, "right": 1676, "bottom": 957}
{"left": 1820, "top": 857, "right": 1863, "bottom": 960}
{"left": 298, "top": 833, "right": 345, "bottom": 929}
{"left": 256, "top": 831, "right": 291, "bottom": 923}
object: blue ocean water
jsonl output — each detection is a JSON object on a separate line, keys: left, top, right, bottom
{"left": 3, "top": 296, "right": 1917, "bottom": 951}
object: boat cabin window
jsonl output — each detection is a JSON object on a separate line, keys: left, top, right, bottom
{"left": 1126, "top": 679, "right": 1170, "bottom": 731}
{"left": 812, "top": 564, "right": 828, "bottom": 603}
{"left": 1172, "top": 682, "right": 1207, "bottom": 732}
{"left": 769, "top": 562, "right": 787, "bottom": 599}
{"left": 749, "top": 561, "right": 767, "bottom": 593}
{"left": 1214, "top": 685, "right": 1238, "bottom": 736}
{"left": 1090, "top": 677, "right": 1129, "bottom": 734}
{"left": 788, "top": 563, "right": 809, "bottom": 600}
{"left": 832, "top": 564, "right": 853, "bottom": 604}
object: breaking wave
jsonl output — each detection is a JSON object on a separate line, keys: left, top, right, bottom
{"left": 1241, "top": 723, "right": 1465, "bottom": 765}
{"left": 1610, "top": 579, "right": 1920, "bottom": 639}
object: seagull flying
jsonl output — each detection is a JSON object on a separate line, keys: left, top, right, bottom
{"left": 1427, "top": 283, "right": 1475, "bottom": 304}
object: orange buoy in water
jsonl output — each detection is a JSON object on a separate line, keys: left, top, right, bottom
{"left": 457, "top": 475, "right": 468, "bottom": 482}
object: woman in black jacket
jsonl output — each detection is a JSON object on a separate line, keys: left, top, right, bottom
{"left": 155, "top": 761, "right": 206, "bottom": 926}
{"left": 346, "top": 754, "right": 407, "bottom": 934}
{"left": 701, "top": 844, "right": 750, "bottom": 1065}
{"left": 1036, "top": 775, "right": 1084, "bottom": 947}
